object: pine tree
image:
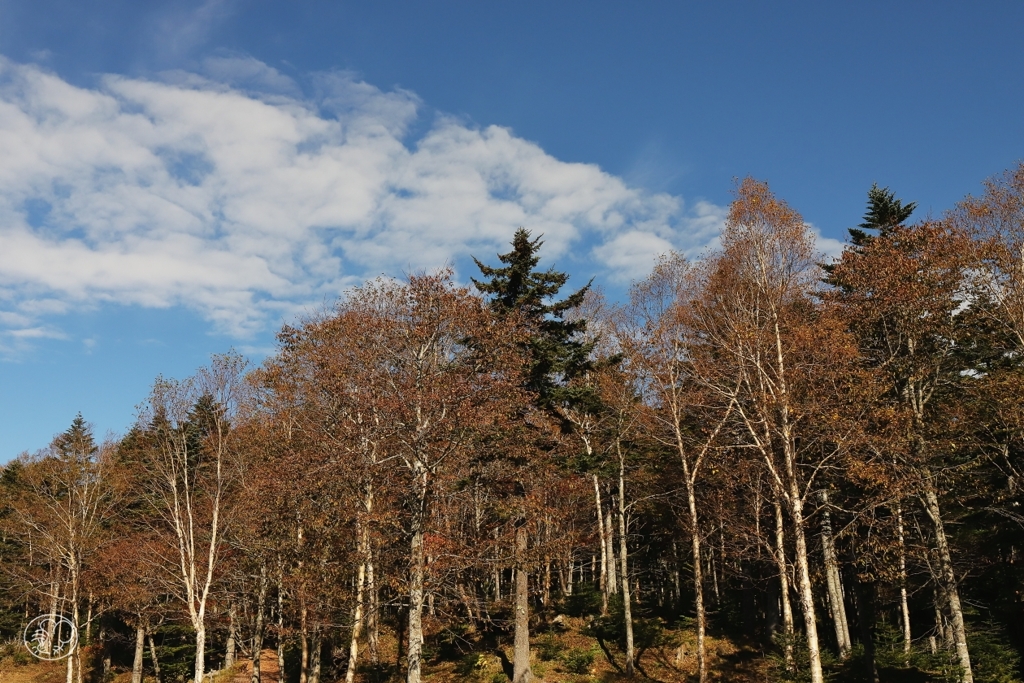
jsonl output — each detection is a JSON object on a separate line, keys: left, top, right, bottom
{"left": 472, "top": 228, "right": 595, "bottom": 683}
{"left": 472, "top": 227, "right": 595, "bottom": 415}
{"left": 53, "top": 413, "right": 97, "bottom": 463}
{"left": 848, "top": 183, "right": 917, "bottom": 247}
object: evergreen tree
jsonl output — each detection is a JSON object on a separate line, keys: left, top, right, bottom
{"left": 53, "top": 413, "right": 97, "bottom": 463}
{"left": 472, "top": 227, "right": 595, "bottom": 415}
{"left": 848, "top": 182, "right": 917, "bottom": 247}
{"left": 472, "top": 228, "right": 596, "bottom": 683}
{"left": 825, "top": 184, "right": 917, "bottom": 290}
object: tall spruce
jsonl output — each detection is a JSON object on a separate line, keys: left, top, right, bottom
{"left": 849, "top": 183, "right": 917, "bottom": 246}
{"left": 473, "top": 228, "right": 595, "bottom": 415}
{"left": 473, "top": 228, "right": 594, "bottom": 683}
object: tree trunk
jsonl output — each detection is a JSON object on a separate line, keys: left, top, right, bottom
{"left": 789, "top": 491, "right": 824, "bottom": 683}
{"left": 605, "top": 504, "right": 618, "bottom": 594}
{"left": 617, "top": 468, "right": 635, "bottom": 678}
{"left": 308, "top": 631, "right": 321, "bottom": 683}
{"left": 299, "top": 603, "right": 309, "bottom": 683}
{"left": 687, "top": 483, "right": 707, "bottom": 683}
{"left": 896, "top": 503, "right": 912, "bottom": 663}
{"left": 252, "top": 565, "right": 268, "bottom": 683}
{"left": 367, "top": 552, "right": 379, "bottom": 664}
{"left": 132, "top": 624, "right": 146, "bottom": 683}
{"left": 819, "top": 491, "right": 851, "bottom": 659}
{"left": 773, "top": 495, "right": 795, "bottom": 670}
{"left": 194, "top": 625, "right": 206, "bottom": 683}
{"left": 226, "top": 603, "right": 237, "bottom": 670}
{"left": 345, "top": 523, "right": 368, "bottom": 683}
{"left": 100, "top": 621, "right": 111, "bottom": 682}
{"left": 148, "top": 631, "right": 162, "bottom": 683}
{"left": 513, "top": 524, "right": 532, "bottom": 683}
{"left": 543, "top": 556, "right": 551, "bottom": 607}
{"left": 593, "top": 475, "right": 608, "bottom": 614}
{"left": 923, "top": 484, "right": 973, "bottom": 683}
{"left": 407, "top": 522, "right": 426, "bottom": 683}
{"left": 934, "top": 586, "right": 950, "bottom": 649}
{"left": 276, "top": 562, "right": 285, "bottom": 683}
{"left": 85, "top": 594, "right": 93, "bottom": 645}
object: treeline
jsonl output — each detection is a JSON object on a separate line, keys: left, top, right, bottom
{"left": 4, "top": 165, "right": 1024, "bottom": 683}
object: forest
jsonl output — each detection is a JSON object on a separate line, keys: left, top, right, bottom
{"left": 4, "top": 164, "right": 1024, "bottom": 683}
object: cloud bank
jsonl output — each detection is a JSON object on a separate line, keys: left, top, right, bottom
{"left": 0, "top": 56, "right": 724, "bottom": 342}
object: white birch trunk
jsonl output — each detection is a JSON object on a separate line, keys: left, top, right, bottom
{"left": 923, "top": 485, "right": 973, "bottom": 683}
{"left": 819, "top": 491, "right": 851, "bottom": 659}
{"left": 132, "top": 624, "right": 146, "bottom": 683}
{"left": 617, "top": 468, "right": 635, "bottom": 677}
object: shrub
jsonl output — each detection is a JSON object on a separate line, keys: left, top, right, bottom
{"left": 537, "top": 634, "right": 563, "bottom": 662}
{"left": 561, "top": 647, "right": 595, "bottom": 675}
{"left": 558, "top": 584, "right": 602, "bottom": 618}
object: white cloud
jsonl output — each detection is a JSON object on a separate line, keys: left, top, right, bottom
{"left": 0, "top": 57, "right": 724, "bottom": 341}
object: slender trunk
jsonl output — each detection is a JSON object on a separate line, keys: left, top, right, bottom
{"left": 513, "top": 524, "right": 532, "bottom": 683}
{"left": 98, "top": 623, "right": 108, "bottom": 680}
{"left": 773, "top": 495, "right": 794, "bottom": 669}
{"left": 345, "top": 522, "right": 368, "bottom": 683}
{"left": 819, "top": 491, "right": 851, "bottom": 659}
{"left": 367, "top": 552, "right": 379, "bottom": 664}
{"left": 710, "top": 547, "right": 720, "bottom": 604}
{"left": 276, "top": 562, "right": 285, "bottom": 683}
{"left": 47, "top": 580, "right": 59, "bottom": 652}
{"left": 226, "top": 603, "right": 237, "bottom": 670}
{"left": 148, "top": 631, "right": 162, "bottom": 683}
{"left": 85, "top": 594, "right": 93, "bottom": 645}
{"left": 299, "top": 602, "right": 309, "bottom": 683}
{"left": 252, "top": 565, "right": 268, "bottom": 683}
{"left": 687, "top": 485, "right": 707, "bottom": 683}
{"left": 308, "top": 630, "right": 321, "bottom": 683}
{"left": 605, "top": 505, "right": 618, "bottom": 594}
{"left": 923, "top": 484, "right": 973, "bottom": 683}
{"left": 934, "top": 585, "right": 950, "bottom": 649}
{"left": 789, "top": 491, "right": 824, "bottom": 683}
{"left": 896, "top": 503, "right": 912, "bottom": 662}
{"left": 132, "top": 624, "right": 146, "bottom": 683}
{"left": 73, "top": 576, "right": 83, "bottom": 683}
{"left": 194, "top": 625, "right": 206, "bottom": 683}
{"left": 407, "top": 521, "right": 426, "bottom": 683}
{"left": 672, "top": 542, "right": 681, "bottom": 613}
{"left": 593, "top": 475, "right": 608, "bottom": 613}
{"left": 617, "top": 468, "right": 635, "bottom": 677}
{"left": 543, "top": 556, "right": 551, "bottom": 607}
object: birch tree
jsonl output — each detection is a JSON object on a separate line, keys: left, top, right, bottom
{"left": 137, "top": 353, "right": 249, "bottom": 683}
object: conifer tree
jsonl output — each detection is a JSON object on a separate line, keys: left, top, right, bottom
{"left": 473, "top": 228, "right": 594, "bottom": 415}
{"left": 472, "top": 228, "right": 594, "bottom": 683}
{"left": 849, "top": 183, "right": 917, "bottom": 247}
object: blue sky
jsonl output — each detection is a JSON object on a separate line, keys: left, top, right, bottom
{"left": 1, "top": 1, "right": 1022, "bottom": 461}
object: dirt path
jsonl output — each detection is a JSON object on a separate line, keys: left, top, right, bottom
{"left": 225, "top": 650, "right": 280, "bottom": 683}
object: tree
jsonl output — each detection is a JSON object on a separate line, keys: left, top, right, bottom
{"left": 5, "top": 415, "right": 119, "bottom": 683}
{"left": 283, "top": 272, "right": 528, "bottom": 683}
{"left": 828, "top": 214, "right": 977, "bottom": 683}
{"left": 134, "top": 353, "right": 249, "bottom": 683}
{"left": 691, "top": 178, "right": 860, "bottom": 683}
{"left": 473, "top": 228, "right": 593, "bottom": 683}
{"left": 620, "top": 254, "right": 736, "bottom": 683}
